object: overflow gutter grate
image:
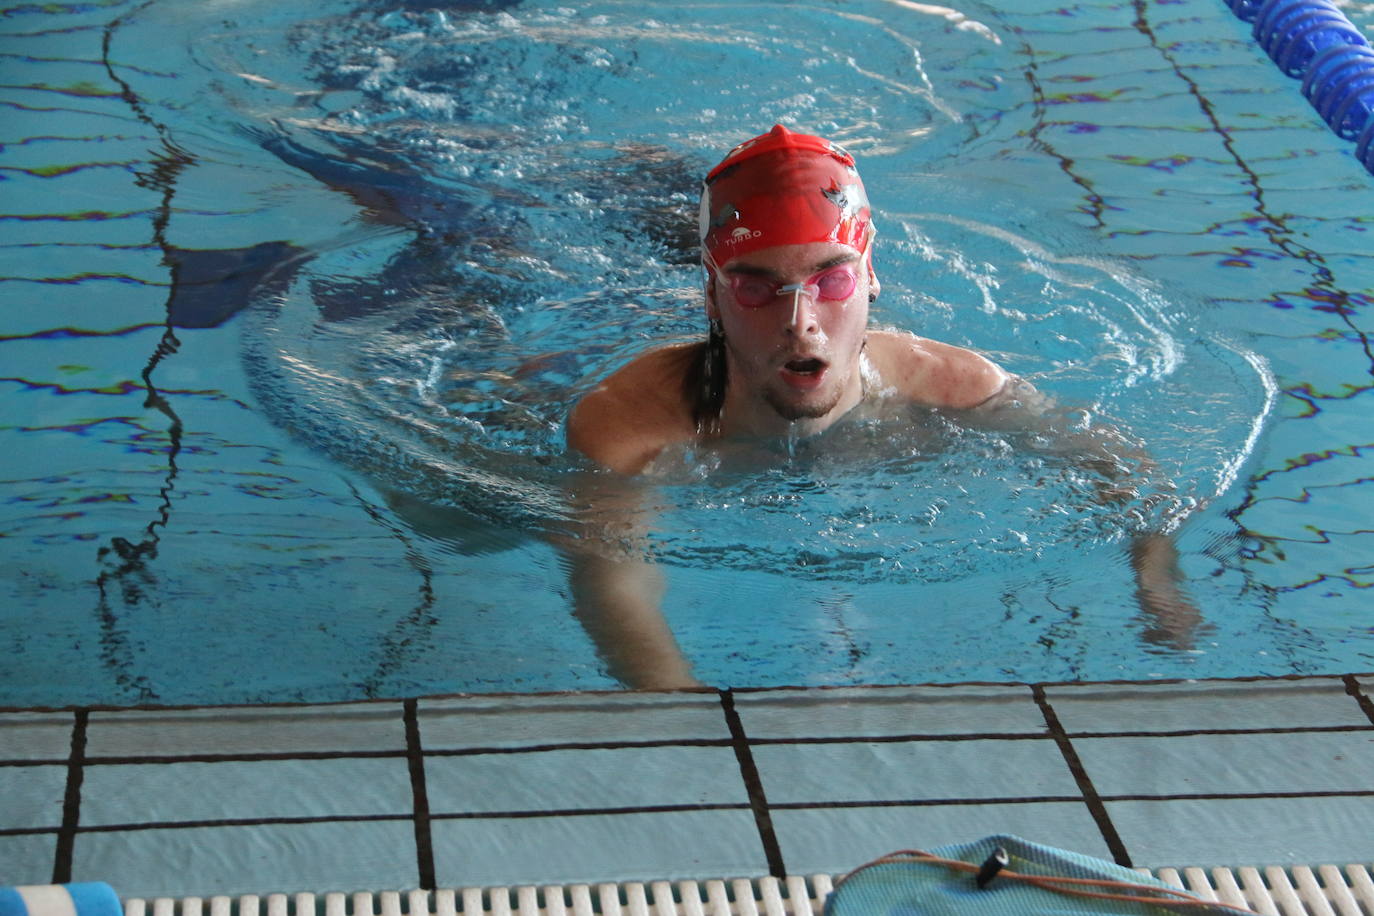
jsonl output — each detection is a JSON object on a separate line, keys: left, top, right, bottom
{"left": 120, "top": 865, "right": 1374, "bottom": 916}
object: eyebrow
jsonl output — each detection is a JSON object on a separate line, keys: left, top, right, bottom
{"left": 723, "top": 252, "right": 858, "bottom": 279}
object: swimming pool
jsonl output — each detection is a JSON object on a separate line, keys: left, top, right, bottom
{"left": 3, "top": 0, "right": 1373, "bottom": 707}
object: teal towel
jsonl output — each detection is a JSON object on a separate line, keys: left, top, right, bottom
{"left": 825, "top": 835, "right": 1255, "bottom": 915}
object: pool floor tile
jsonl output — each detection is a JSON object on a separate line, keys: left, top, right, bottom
{"left": 1074, "top": 731, "right": 1374, "bottom": 796}
{"left": 751, "top": 738, "right": 1078, "bottom": 805}
{"left": 78, "top": 757, "right": 413, "bottom": 826}
{"left": 85, "top": 703, "right": 407, "bottom": 757}
{"left": 1105, "top": 796, "right": 1374, "bottom": 868}
{"left": 1045, "top": 678, "right": 1373, "bottom": 733}
{"left": 0, "top": 833, "right": 56, "bottom": 886}
{"left": 769, "top": 802, "right": 1114, "bottom": 876}
{"left": 431, "top": 809, "right": 767, "bottom": 888}
{"left": 418, "top": 692, "right": 730, "bottom": 749}
{"left": 0, "top": 711, "right": 75, "bottom": 761}
{"left": 424, "top": 745, "right": 748, "bottom": 814}
{"left": 0, "top": 765, "right": 68, "bottom": 830}
{"left": 70, "top": 820, "right": 419, "bottom": 899}
{"left": 733, "top": 685, "right": 1044, "bottom": 738}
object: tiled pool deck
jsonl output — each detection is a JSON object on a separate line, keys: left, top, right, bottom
{"left": 3, "top": 674, "right": 1374, "bottom": 898}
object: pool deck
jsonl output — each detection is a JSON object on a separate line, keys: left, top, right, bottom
{"left": 3, "top": 674, "right": 1374, "bottom": 899}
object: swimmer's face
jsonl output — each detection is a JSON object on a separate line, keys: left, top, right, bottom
{"left": 708, "top": 239, "right": 879, "bottom": 433}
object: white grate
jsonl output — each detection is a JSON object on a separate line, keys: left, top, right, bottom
{"left": 121, "top": 866, "right": 1374, "bottom": 916}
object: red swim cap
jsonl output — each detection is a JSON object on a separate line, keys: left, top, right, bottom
{"left": 699, "top": 124, "right": 872, "bottom": 268}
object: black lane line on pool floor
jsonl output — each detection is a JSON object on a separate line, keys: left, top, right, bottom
{"left": 1033, "top": 685, "right": 1131, "bottom": 867}
{"left": 720, "top": 689, "right": 786, "bottom": 878}
{"left": 17, "top": 722, "right": 1353, "bottom": 768}
{"left": 34, "top": 783, "right": 1374, "bottom": 837}
{"left": 52, "top": 709, "right": 88, "bottom": 884}
{"left": 404, "top": 698, "right": 437, "bottom": 890}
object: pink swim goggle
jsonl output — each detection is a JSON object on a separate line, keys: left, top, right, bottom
{"left": 704, "top": 228, "right": 872, "bottom": 317}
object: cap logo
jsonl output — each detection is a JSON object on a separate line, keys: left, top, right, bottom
{"left": 727, "top": 226, "right": 763, "bottom": 245}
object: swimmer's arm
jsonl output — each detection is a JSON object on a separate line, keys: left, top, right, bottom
{"left": 967, "top": 373, "right": 1152, "bottom": 489}
{"left": 1130, "top": 532, "right": 1204, "bottom": 651}
{"left": 566, "top": 389, "right": 662, "bottom": 476}
{"left": 875, "top": 331, "right": 1152, "bottom": 486}
{"left": 870, "top": 330, "right": 1010, "bottom": 409}
{"left": 963, "top": 374, "right": 1205, "bottom": 651}
{"left": 558, "top": 348, "right": 707, "bottom": 687}
{"left": 878, "top": 333, "right": 1145, "bottom": 486}
{"left": 566, "top": 345, "right": 698, "bottom": 476}
{"left": 552, "top": 468, "right": 701, "bottom": 690}
{"left": 875, "top": 331, "right": 1203, "bottom": 646}
{"left": 564, "top": 545, "right": 698, "bottom": 689}
{"left": 866, "top": 324, "right": 1151, "bottom": 493}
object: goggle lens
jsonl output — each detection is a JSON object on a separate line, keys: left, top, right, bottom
{"left": 732, "top": 276, "right": 781, "bottom": 308}
{"left": 815, "top": 266, "right": 858, "bottom": 300}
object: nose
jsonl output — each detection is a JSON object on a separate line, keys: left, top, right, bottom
{"left": 783, "top": 283, "right": 821, "bottom": 335}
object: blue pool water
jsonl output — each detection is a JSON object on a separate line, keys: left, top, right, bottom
{"left": 3, "top": 0, "right": 1373, "bottom": 706}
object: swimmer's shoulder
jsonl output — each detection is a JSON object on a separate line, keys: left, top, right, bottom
{"left": 567, "top": 342, "right": 700, "bottom": 475}
{"left": 867, "top": 329, "right": 1008, "bottom": 409}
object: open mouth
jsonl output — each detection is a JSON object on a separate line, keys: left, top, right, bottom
{"left": 784, "top": 357, "right": 826, "bottom": 376}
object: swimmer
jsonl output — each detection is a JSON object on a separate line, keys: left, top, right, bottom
{"left": 563, "top": 124, "right": 1200, "bottom": 689}
{"left": 568, "top": 124, "right": 1005, "bottom": 472}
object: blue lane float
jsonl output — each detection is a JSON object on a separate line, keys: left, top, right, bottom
{"left": 0, "top": 885, "right": 122, "bottom": 916}
{"left": 1225, "top": 0, "right": 1374, "bottom": 174}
